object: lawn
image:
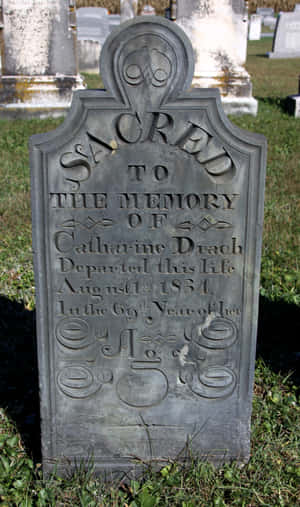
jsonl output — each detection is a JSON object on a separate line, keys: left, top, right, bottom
{"left": 0, "top": 39, "right": 299, "bottom": 505}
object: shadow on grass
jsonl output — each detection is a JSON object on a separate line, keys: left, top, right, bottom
{"left": 0, "top": 293, "right": 299, "bottom": 463}
{"left": 257, "top": 96, "right": 290, "bottom": 114}
{"left": 256, "top": 295, "right": 300, "bottom": 387}
{"left": 254, "top": 53, "right": 269, "bottom": 58}
{"left": 0, "top": 295, "right": 40, "bottom": 461}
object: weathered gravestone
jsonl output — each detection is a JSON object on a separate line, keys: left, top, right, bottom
{"left": 30, "top": 16, "right": 267, "bottom": 478}
{"left": 76, "top": 8, "right": 121, "bottom": 73}
{"left": 256, "top": 7, "right": 274, "bottom": 18}
{"left": 77, "top": 7, "right": 110, "bottom": 42}
{"left": 0, "top": 0, "right": 84, "bottom": 118}
{"left": 263, "top": 15, "right": 277, "bottom": 29}
{"left": 248, "top": 14, "right": 262, "bottom": 40}
{"left": 268, "top": 11, "right": 300, "bottom": 58}
{"left": 175, "top": 0, "right": 258, "bottom": 116}
{"left": 76, "top": 7, "right": 110, "bottom": 73}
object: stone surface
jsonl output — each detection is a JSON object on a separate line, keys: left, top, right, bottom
{"left": 77, "top": 8, "right": 110, "bottom": 44}
{"left": 176, "top": 0, "right": 257, "bottom": 116}
{"left": 268, "top": 12, "right": 300, "bottom": 58}
{"left": 263, "top": 15, "right": 277, "bottom": 29}
{"left": 0, "top": 0, "right": 85, "bottom": 118}
{"left": 248, "top": 14, "right": 262, "bottom": 40}
{"left": 77, "top": 6, "right": 109, "bottom": 19}
{"left": 120, "top": 0, "right": 138, "bottom": 22}
{"left": 256, "top": 7, "right": 274, "bottom": 18}
{"left": 30, "top": 16, "right": 266, "bottom": 478}
{"left": 76, "top": 8, "right": 120, "bottom": 73}
{"left": 77, "top": 40, "right": 101, "bottom": 73}
{"left": 295, "top": 4, "right": 300, "bottom": 12}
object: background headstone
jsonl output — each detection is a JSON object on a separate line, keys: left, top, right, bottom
{"left": 286, "top": 74, "right": 300, "bottom": 117}
{"left": 77, "top": 7, "right": 110, "bottom": 44}
{"left": 176, "top": 0, "right": 258, "bottom": 115}
{"left": 77, "top": 40, "right": 102, "bottom": 73}
{"left": 295, "top": 4, "right": 300, "bottom": 11}
{"left": 141, "top": 5, "right": 156, "bottom": 15}
{"left": 249, "top": 14, "right": 262, "bottom": 40}
{"left": 30, "top": 16, "right": 266, "bottom": 478}
{"left": 106, "top": 14, "right": 122, "bottom": 30}
{"left": 0, "top": 0, "right": 85, "bottom": 118}
{"left": 256, "top": 7, "right": 274, "bottom": 18}
{"left": 120, "top": 0, "right": 138, "bottom": 22}
{"left": 263, "top": 15, "right": 277, "bottom": 29}
{"left": 76, "top": 8, "right": 121, "bottom": 73}
{"left": 268, "top": 11, "right": 300, "bottom": 58}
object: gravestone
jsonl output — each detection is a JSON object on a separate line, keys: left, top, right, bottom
{"left": 141, "top": 5, "right": 156, "bottom": 16}
{"left": 249, "top": 14, "right": 262, "bottom": 40}
{"left": 268, "top": 11, "right": 300, "bottom": 58}
{"left": 0, "top": 0, "right": 84, "bottom": 118}
{"left": 263, "top": 15, "right": 277, "bottom": 29}
{"left": 295, "top": 4, "right": 300, "bottom": 12}
{"left": 286, "top": 76, "right": 300, "bottom": 117}
{"left": 176, "top": 0, "right": 258, "bottom": 116}
{"left": 256, "top": 7, "right": 274, "bottom": 18}
{"left": 76, "top": 7, "right": 110, "bottom": 73}
{"left": 107, "top": 14, "right": 122, "bottom": 30}
{"left": 76, "top": 8, "right": 121, "bottom": 73}
{"left": 30, "top": 16, "right": 267, "bottom": 478}
{"left": 120, "top": 0, "right": 138, "bottom": 22}
{"left": 77, "top": 6, "right": 109, "bottom": 19}
{"left": 77, "top": 8, "right": 110, "bottom": 43}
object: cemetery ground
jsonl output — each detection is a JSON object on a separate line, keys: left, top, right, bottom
{"left": 0, "top": 37, "right": 299, "bottom": 506}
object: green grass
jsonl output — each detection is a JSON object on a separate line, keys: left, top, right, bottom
{"left": 0, "top": 41, "right": 299, "bottom": 505}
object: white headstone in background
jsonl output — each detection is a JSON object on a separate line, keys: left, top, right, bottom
{"left": 176, "top": 0, "right": 257, "bottom": 116}
{"left": 268, "top": 11, "right": 300, "bottom": 58}
{"left": 120, "top": 0, "right": 138, "bottom": 22}
{"left": 249, "top": 14, "right": 262, "bottom": 40}
{"left": 77, "top": 6, "right": 109, "bottom": 19}
{"left": 76, "top": 8, "right": 121, "bottom": 73}
{"left": 295, "top": 4, "right": 300, "bottom": 11}
{"left": 256, "top": 7, "right": 274, "bottom": 19}
{"left": 77, "top": 8, "right": 110, "bottom": 44}
{"left": 0, "top": 0, "right": 85, "bottom": 118}
{"left": 77, "top": 40, "right": 102, "bottom": 73}
{"left": 263, "top": 15, "right": 277, "bottom": 29}
{"left": 141, "top": 5, "right": 156, "bottom": 16}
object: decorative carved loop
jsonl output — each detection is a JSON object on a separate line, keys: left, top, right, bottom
{"left": 56, "top": 318, "right": 94, "bottom": 350}
{"left": 100, "top": 17, "right": 194, "bottom": 108}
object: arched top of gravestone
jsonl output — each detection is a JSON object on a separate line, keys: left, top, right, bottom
{"left": 30, "top": 15, "right": 265, "bottom": 159}
{"left": 100, "top": 16, "right": 195, "bottom": 108}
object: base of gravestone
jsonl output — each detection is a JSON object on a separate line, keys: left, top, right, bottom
{"left": 267, "top": 51, "right": 300, "bottom": 59}
{"left": 0, "top": 74, "right": 85, "bottom": 119}
{"left": 221, "top": 96, "right": 258, "bottom": 116}
{"left": 286, "top": 95, "right": 300, "bottom": 118}
{"left": 43, "top": 451, "right": 244, "bottom": 480}
{"left": 191, "top": 70, "right": 258, "bottom": 116}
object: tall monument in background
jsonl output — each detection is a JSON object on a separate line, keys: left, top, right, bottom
{"left": 176, "top": 0, "right": 258, "bottom": 115}
{"left": 0, "top": 0, "right": 85, "bottom": 118}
